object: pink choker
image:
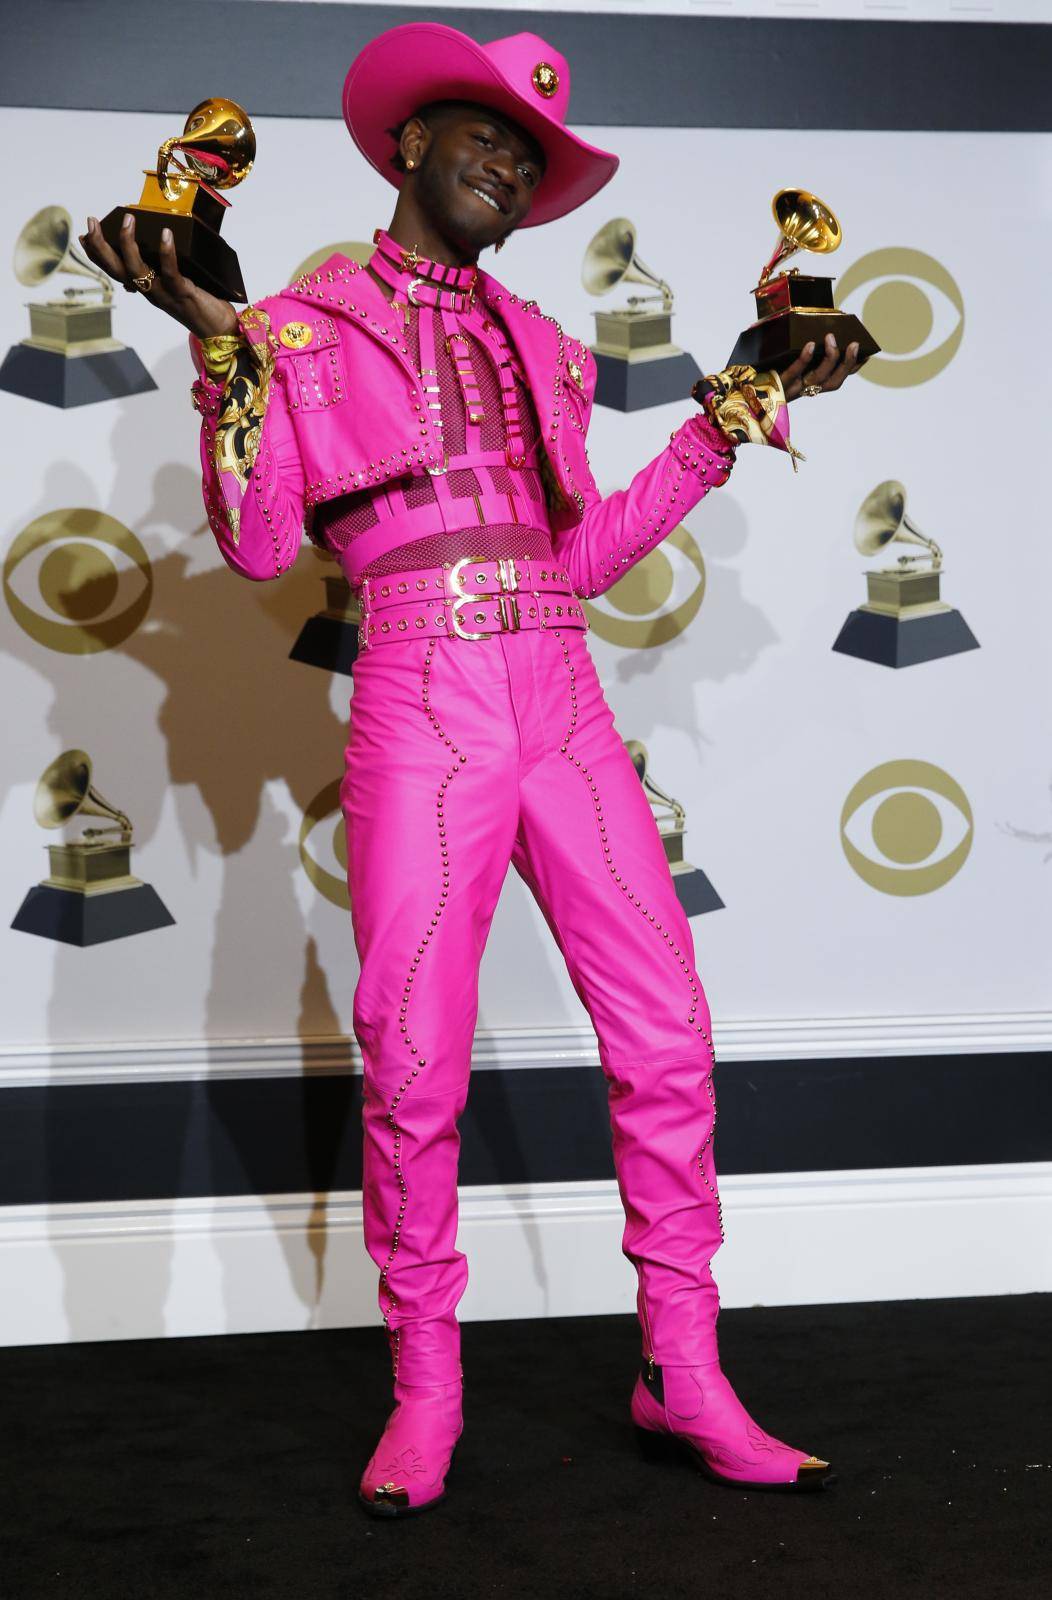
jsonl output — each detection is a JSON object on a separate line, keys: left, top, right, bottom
{"left": 370, "top": 228, "right": 477, "bottom": 310}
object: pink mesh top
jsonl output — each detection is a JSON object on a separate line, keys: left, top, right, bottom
{"left": 313, "top": 279, "right": 556, "bottom": 587}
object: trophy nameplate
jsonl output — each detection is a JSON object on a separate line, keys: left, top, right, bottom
{"left": 11, "top": 750, "right": 175, "bottom": 946}
{"left": 0, "top": 205, "right": 156, "bottom": 408}
{"left": 727, "top": 190, "right": 881, "bottom": 374}
{"left": 99, "top": 98, "right": 254, "bottom": 303}
{"left": 583, "top": 218, "right": 701, "bottom": 411}
{"left": 832, "top": 480, "right": 979, "bottom": 669}
{"left": 626, "top": 740, "right": 724, "bottom": 916}
{"left": 289, "top": 567, "right": 362, "bottom": 677}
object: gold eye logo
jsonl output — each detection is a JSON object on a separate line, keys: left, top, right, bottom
{"left": 279, "top": 321, "right": 314, "bottom": 349}
{"left": 4, "top": 509, "right": 152, "bottom": 653}
{"left": 835, "top": 248, "right": 964, "bottom": 387}
{"left": 841, "top": 759, "right": 973, "bottom": 895}
{"left": 583, "top": 520, "right": 706, "bottom": 648}
{"left": 531, "top": 62, "right": 559, "bottom": 98}
{"left": 299, "top": 779, "right": 349, "bottom": 909}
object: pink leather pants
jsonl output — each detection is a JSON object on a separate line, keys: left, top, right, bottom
{"left": 341, "top": 625, "right": 725, "bottom": 1387}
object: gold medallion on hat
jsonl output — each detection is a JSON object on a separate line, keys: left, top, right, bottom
{"left": 278, "top": 321, "right": 314, "bottom": 349}
{"left": 531, "top": 62, "right": 559, "bottom": 97}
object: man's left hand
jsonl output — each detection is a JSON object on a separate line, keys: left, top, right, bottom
{"left": 781, "top": 332, "right": 860, "bottom": 401}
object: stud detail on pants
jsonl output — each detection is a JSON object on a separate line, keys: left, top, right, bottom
{"left": 378, "top": 637, "right": 470, "bottom": 1377}
{"left": 552, "top": 628, "right": 723, "bottom": 1242}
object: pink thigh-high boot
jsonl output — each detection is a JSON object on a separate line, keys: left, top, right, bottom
{"left": 508, "top": 629, "right": 834, "bottom": 1493}
{"left": 342, "top": 630, "right": 525, "bottom": 1514}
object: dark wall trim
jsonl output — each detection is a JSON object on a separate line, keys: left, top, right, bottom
{"left": 3, "top": 6, "right": 1051, "bottom": 130}
{"left": 0, "top": 1051, "right": 1048, "bottom": 1207}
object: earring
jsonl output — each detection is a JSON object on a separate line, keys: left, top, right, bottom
{"left": 405, "top": 158, "right": 416, "bottom": 170}
{"left": 494, "top": 235, "right": 506, "bottom": 252}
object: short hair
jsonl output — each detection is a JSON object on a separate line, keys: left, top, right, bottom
{"left": 386, "top": 99, "right": 546, "bottom": 175}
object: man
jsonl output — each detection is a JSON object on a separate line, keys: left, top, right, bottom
{"left": 80, "top": 22, "right": 857, "bottom": 1518}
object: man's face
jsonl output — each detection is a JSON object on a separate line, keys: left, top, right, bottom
{"left": 408, "top": 102, "right": 546, "bottom": 251}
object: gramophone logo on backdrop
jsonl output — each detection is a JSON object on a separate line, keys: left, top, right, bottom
{"left": 11, "top": 749, "right": 174, "bottom": 946}
{"left": 832, "top": 480, "right": 979, "bottom": 669}
{"left": 4, "top": 509, "right": 152, "bottom": 652}
{"left": 582, "top": 218, "right": 702, "bottom": 411}
{"left": 834, "top": 248, "right": 964, "bottom": 387}
{"left": 583, "top": 520, "right": 706, "bottom": 648}
{"left": 0, "top": 205, "right": 156, "bottom": 408}
{"left": 841, "top": 760, "right": 973, "bottom": 895}
{"left": 625, "top": 739, "right": 722, "bottom": 916}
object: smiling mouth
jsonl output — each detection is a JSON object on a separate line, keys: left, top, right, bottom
{"left": 464, "top": 180, "right": 506, "bottom": 215}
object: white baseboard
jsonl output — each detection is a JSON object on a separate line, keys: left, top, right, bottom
{"left": 3, "top": 1010, "right": 1051, "bottom": 1087}
{"left": 2, "top": 1162, "right": 1049, "bottom": 1348}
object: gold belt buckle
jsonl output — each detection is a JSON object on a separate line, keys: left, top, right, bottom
{"left": 449, "top": 553, "right": 492, "bottom": 641}
{"left": 448, "top": 555, "right": 521, "bottom": 640}
{"left": 496, "top": 556, "right": 520, "bottom": 631}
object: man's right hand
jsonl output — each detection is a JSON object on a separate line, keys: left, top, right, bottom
{"left": 79, "top": 212, "right": 239, "bottom": 339}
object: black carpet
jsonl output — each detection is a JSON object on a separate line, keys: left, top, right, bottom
{"left": 3, "top": 1295, "right": 1049, "bottom": 1600}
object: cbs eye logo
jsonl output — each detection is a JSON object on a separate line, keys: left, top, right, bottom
{"left": 835, "top": 248, "right": 964, "bottom": 387}
{"left": 4, "top": 509, "right": 153, "bottom": 653}
{"left": 583, "top": 520, "right": 706, "bottom": 648}
{"left": 299, "top": 779, "right": 350, "bottom": 909}
{"left": 840, "top": 759, "right": 973, "bottom": 896}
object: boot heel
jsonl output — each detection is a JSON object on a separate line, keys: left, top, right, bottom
{"left": 634, "top": 1424, "right": 681, "bottom": 1464}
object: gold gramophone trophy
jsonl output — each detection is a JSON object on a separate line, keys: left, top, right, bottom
{"left": 289, "top": 552, "right": 363, "bottom": 677}
{"left": 727, "top": 188, "right": 881, "bottom": 373}
{"left": 582, "top": 218, "right": 702, "bottom": 411}
{"left": 10, "top": 750, "right": 175, "bottom": 946}
{"left": 625, "top": 740, "right": 723, "bottom": 916}
{"left": 99, "top": 98, "right": 255, "bottom": 301}
{"left": 0, "top": 205, "right": 157, "bottom": 408}
{"left": 831, "top": 480, "right": 979, "bottom": 668}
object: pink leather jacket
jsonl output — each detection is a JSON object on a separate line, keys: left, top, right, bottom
{"left": 189, "top": 252, "right": 735, "bottom": 597}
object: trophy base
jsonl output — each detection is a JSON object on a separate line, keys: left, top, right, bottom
{"left": 670, "top": 864, "right": 725, "bottom": 917}
{"left": 99, "top": 205, "right": 247, "bottom": 303}
{"left": 0, "top": 340, "right": 156, "bottom": 408}
{"left": 592, "top": 349, "right": 702, "bottom": 413}
{"left": 831, "top": 605, "right": 980, "bottom": 668}
{"left": 728, "top": 310, "right": 879, "bottom": 375}
{"left": 289, "top": 613, "right": 361, "bottom": 677}
{"left": 11, "top": 882, "right": 176, "bottom": 946}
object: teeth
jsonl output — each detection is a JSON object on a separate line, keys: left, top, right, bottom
{"left": 469, "top": 185, "right": 501, "bottom": 212}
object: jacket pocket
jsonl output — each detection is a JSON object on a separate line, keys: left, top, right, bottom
{"left": 276, "top": 317, "right": 348, "bottom": 412}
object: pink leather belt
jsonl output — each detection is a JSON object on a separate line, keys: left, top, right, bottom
{"left": 357, "top": 555, "right": 588, "bottom": 649}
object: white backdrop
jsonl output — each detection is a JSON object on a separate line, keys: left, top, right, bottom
{"left": 3, "top": 106, "right": 1052, "bottom": 1055}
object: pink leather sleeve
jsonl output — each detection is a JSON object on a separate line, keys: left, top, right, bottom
{"left": 552, "top": 404, "right": 735, "bottom": 600}
{"left": 189, "top": 317, "right": 306, "bottom": 583}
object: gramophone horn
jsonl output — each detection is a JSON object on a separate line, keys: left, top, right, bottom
{"left": 33, "top": 749, "right": 132, "bottom": 834}
{"left": 156, "top": 97, "right": 255, "bottom": 200}
{"left": 853, "top": 479, "right": 943, "bottom": 566}
{"left": 759, "top": 189, "right": 842, "bottom": 285}
{"left": 13, "top": 204, "right": 110, "bottom": 295}
{"left": 622, "top": 739, "right": 685, "bottom": 821}
{"left": 582, "top": 218, "right": 672, "bottom": 307}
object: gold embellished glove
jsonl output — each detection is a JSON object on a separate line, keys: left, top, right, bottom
{"left": 693, "top": 364, "right": 805, "bottom": 472}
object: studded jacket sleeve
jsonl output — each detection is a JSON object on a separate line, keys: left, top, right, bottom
{"left": 548, "top": 351, "right": 736, "bottom": 601}
{"left": 188, "top": 306, "right": 306, "bottom": 582}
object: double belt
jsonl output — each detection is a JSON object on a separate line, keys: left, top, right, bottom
{"left": 357, "top": 555, "right": 588, "bottom": 649}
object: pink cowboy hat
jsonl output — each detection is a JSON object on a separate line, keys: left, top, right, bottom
{"left": 342, "top": 22, "right": 620, "bottom": 227}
